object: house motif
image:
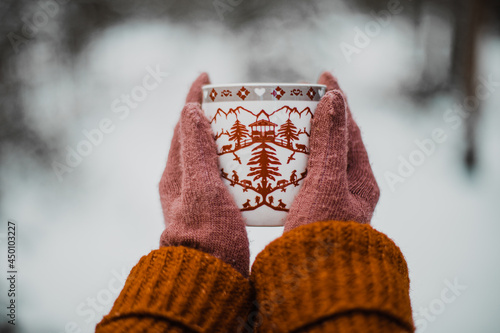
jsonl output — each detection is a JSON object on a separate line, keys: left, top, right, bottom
{"left": 249, "top": 110, "right": 277, "bottom": 142}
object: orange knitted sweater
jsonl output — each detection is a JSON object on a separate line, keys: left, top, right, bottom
{"left": 96, "top": 221, "right": 414, "bottom": 332}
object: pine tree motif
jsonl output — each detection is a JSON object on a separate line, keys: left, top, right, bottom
{"left": 247, "top": 139, "right": 282, "bottom": 196}
{"left": 277, "top": 118, "right": 299, "bottom": 148}
{"left": 229, "top": 119, "right": 250, "bottom": 149}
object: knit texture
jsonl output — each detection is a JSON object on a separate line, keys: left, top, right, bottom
{"left": 298, "top": 312, "right": 410, "bottom": 333}
{"left": 250, "top": 220, "right": 414, "bottom": 332}
{"left": 96, "top": 246, "right": 253, "bottom": 333}
{"left": 284, "top": 72, "right": 380, "bottom": 232}
{"left": 159, "top": 73, "right": 250, "bottom": 277}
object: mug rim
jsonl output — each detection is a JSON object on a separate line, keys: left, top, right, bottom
{"left": 202, "top": 83, "right": 327, "bottom": 89}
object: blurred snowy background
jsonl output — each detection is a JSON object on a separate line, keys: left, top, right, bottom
{"left": 0, "top": 0, "right": 499, "bottom": 332}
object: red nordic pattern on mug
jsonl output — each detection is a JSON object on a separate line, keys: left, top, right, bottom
{"left": 203, "top": 85, "right": 325, "bottom": 103}
{"left": 306, "top": 87, "right": 316, "bottom": 100}
{"left": 209, "top": 88, "right": 218, "bottom": 101}
{"left": 210, "top": 106, "right": 312, "bottom": 212}
{"left": 237, "top": 86, "right": 250, "bottom": 100}
{"left": 201, "top": 83, "right": 325, "bottom": 225}
{"left": 271, "top": 86, "right": 286, "bottom": 100}
{"left": 221, "top": 89, "right": 232, "bottom": 97}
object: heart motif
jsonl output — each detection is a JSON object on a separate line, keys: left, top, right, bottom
{"left": 254, "top": 88, "right": 265, "bottom": 96}
{"left": 203, "top": 90, "right": 208, "bottom": 98}
{"left": 318, "top": 87, "right": 326, "bottom": 97}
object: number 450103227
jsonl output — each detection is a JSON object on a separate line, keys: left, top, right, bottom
{"left": 7, "top": 221, "right": 16, "bottom": 270}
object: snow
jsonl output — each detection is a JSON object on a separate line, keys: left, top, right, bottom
{"left": 1, "top": 10, "right": 499, "bottom": 333}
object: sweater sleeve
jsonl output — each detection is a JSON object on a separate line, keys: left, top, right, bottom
{"left": 96, "top": 246, "right": 252, "bottom": 333}
{"left": 250, "top": 220, "right": 415, "bottom": 333}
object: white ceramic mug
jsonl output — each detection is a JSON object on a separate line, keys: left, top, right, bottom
{"left": 201, "top": 83, "right": 326, "bottom": 226}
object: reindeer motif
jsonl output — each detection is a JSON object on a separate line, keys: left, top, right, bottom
{"left": 242, "top": 199, "right": 251, "bottom": 209}
{"left": 240, "top": 179, "right": 252, "bottom": 186}
{"left": 240, "top": 179, "right": 252, "bottom": 192}
{"left": 277, "top": 199, "right": 286, "bottom": 209}
{"left": 276, "top": 179, "right": 288, "bottom": 186}
{"left": 295, "top": 143, "right": 307, "bottom": 153}
{"left": 220, "top": 168, "right": 228, "bottom": 178}
{"left": 221, "top": 144, "right": 232, "bottom": 153}
{"left": 277, "top": 180, "right": 289, "bottom": 192}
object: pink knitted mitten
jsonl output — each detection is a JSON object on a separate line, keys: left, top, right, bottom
{"left": 284, "top": 72, "right": 380, "bottom": 232}
{"left": 159, "top": 73, "right": 250, "bottom": 277}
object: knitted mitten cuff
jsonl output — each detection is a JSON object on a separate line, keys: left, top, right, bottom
{"left": 96, "top": 246, "right": 252, "bottom": 333}
{"left": 250, "top": 221, "right": 414, "bottom": 333}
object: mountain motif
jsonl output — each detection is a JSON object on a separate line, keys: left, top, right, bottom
{"left": 269, "top": 106, "right": 313, "bottom": 119}
{"left": 210, "top": 106, "right": 312, "bottom": 124}
{"left": 209, "top": 106, "right": 259, "bottom": 124}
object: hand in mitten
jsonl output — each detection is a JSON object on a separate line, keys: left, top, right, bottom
{"left": 284, "top": 72, "right": 380, "bottom": 232}
{"left": 159, "top": 73, "right": 250, "bottom": 277}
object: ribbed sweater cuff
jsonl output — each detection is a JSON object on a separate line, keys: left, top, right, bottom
{"left": 250, "top": 221, "right": 414, "bottom": 333}
{"left": 96, "top": 246, "right": 252, "bottom": 333}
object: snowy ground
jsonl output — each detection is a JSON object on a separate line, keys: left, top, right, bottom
{"left": 1, "top": 8, "right": 499, "bottom": 333}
